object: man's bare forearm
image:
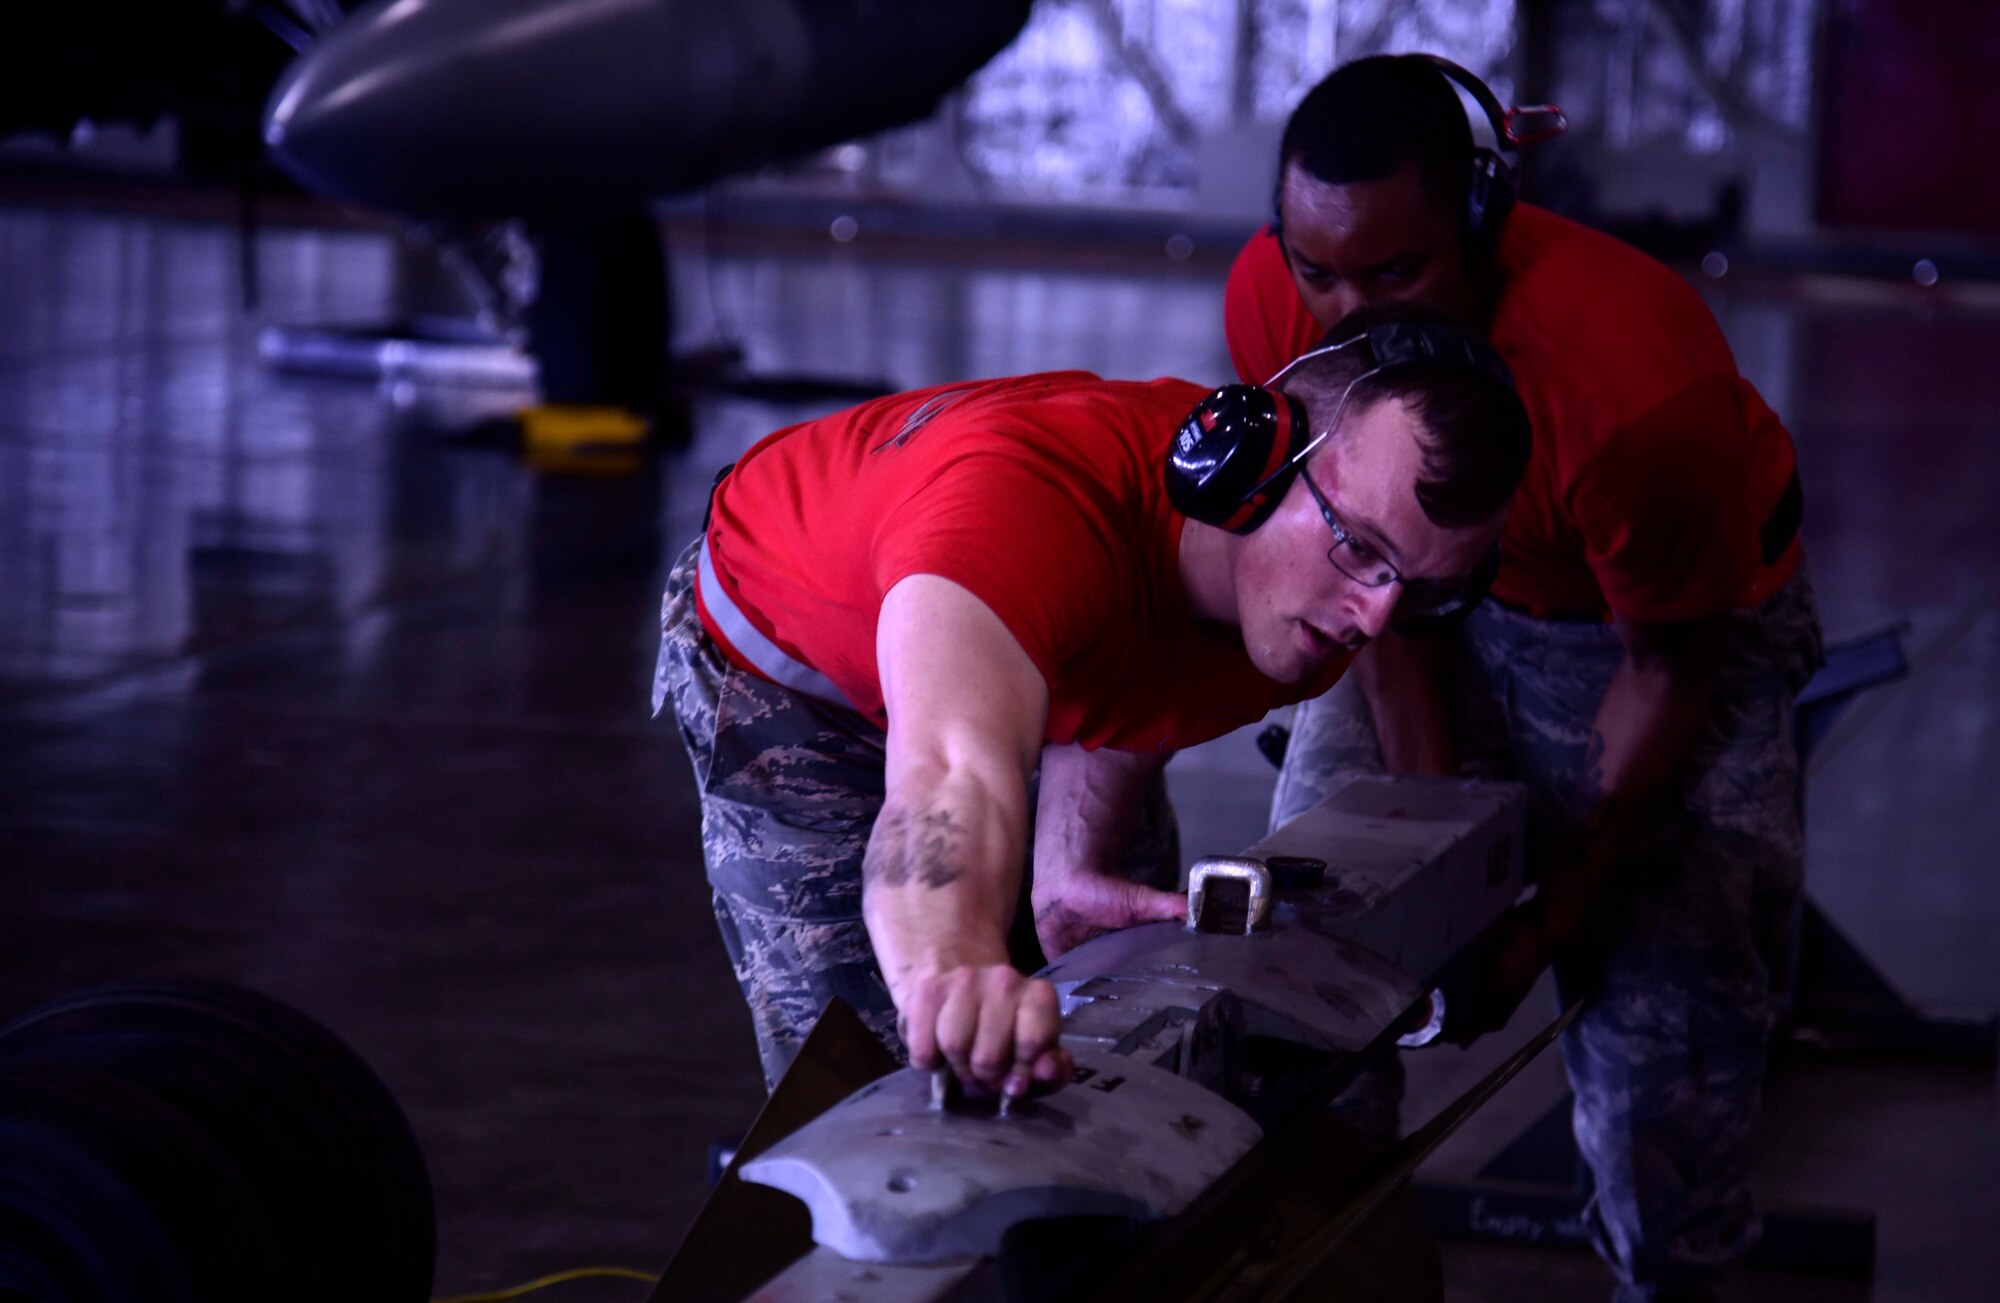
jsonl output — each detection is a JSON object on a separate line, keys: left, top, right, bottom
{"left": 867, "top": 573, "right": 1067, "bottom": 1091}
{"left": 1029, "top": 744, "right": 1180, "bottom": 955}
{"left": 863, "top": 760, "right": 1027, "bottom": 1001}
{"left": 1354, "top": 634, "right": 1458, "bottom": 776}
{"left": 1032, "top": 744, "right": 1162, "bottom": 881}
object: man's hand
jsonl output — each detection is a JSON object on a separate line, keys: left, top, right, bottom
{"left": 896, "top": 963, "right": 1073, "bottom": 1098}
{"left": 1437, "top": 905, "right": 1551, "bottom": 1046}
{"left": 1032, "top": 863, "right": 1187, "bottom": 959}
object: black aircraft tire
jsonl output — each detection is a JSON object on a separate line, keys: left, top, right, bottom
{"left": 0, "top": 1060, "right": 285, "bottom": 1303}
{"left": 0, "top": 979, "right": 435, "bottom": 1303}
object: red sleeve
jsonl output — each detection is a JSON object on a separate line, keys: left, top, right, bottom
{"left": 1224, "top": 226, "right": 1322, "bottom": 385}
{"left": 869, "top": 453, "right": 1123, "bottom": 689}
{"left": 1568, "top": 377, "right": 1769, "bottom": 622}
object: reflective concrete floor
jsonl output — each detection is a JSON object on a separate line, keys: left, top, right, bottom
{"left": 1, "top": 203, "right": 1995, "bottom": 1300}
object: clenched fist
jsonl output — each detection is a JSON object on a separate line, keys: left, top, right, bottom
{"left": 896, "top": 963, "right": 1073, "bottom": 1097}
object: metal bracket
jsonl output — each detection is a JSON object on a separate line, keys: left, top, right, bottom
{"left": 1187, "top": 857, "right": 1272, "bottom": 936}
{"left": 928, "top": 1068, "right": 1017, "bottom": 1119}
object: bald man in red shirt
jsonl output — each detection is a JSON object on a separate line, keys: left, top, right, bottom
{"left": 653, "top": 304, "right": 1529, "bottom": 1105}
{"left": 1230, "top": 56, "right": 1823, "bottom": 1302}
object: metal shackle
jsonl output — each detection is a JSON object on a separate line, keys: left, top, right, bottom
{"left": 1186, "top": 856, "right": 1273, "bottom": 936}
{"left": 930, "top": 1068, "right": 1017, "bottom": 1118}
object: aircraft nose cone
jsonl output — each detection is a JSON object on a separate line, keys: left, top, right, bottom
{"left": 262, "top": 0, "right": 458, "bottom": 211}
{"left": 261, "top": 0, "right": 1033, "bottom": 220}
{"left": 261, "top": 0, "right": 813, "bottom": 218}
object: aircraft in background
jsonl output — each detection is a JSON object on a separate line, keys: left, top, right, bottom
{"left": 263, "top": 0, "right": 1033, "bottom": 219}
{"left": 2, "top": 2, "right": 1033, "bottom": 426}
{"left": 257, "top": 0, "right": 1034, "bottom": 426}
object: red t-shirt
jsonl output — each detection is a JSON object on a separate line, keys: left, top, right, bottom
{"left": 701, "top": 372, "right": 1350, "bottom": 753}
{"left": 1223, "top": 204, "right": 1803, "bottom": 621}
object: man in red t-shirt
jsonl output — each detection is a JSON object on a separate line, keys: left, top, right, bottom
{"left": 1232, "top": 56, "right": 1823, "bottom": 1299}
{"left": 652, "top": 303, "right": 1530, "bottom": 1101}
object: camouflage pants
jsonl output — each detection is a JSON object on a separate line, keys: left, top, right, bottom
{"left": 1272, "top": 571, "right": 1823, "bottom": 1300}
{"left": 653, "top": 537, "right": 1179, "bottom": 1089}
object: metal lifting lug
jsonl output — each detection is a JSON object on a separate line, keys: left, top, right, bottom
{"left": 929, "top": 1068, "right": 1018, "bottom": 1118}
{"left": 1186, "top": 857, "right": 1273, "bottom": 936}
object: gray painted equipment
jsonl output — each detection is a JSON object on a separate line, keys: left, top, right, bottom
{"left": 741, "top": 1045, "right": 1263, "bottom": 1264}
{"left": 712, "top": 774, "right": 1538, "bottom": 1299}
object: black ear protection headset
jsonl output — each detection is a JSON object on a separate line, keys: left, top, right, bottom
{"left": 1424, "top": 55, "right": 1523, "bottom": 259}
{"left": 1164, "top": 317, "right": 1515, "bottom": 636}
{"left": 1270, "top": 56, "right": 1564, "bottom": 268}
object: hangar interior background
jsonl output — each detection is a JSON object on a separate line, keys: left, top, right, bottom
{"left": 1, "top": 2, "right": 1995, "bottom": 1300}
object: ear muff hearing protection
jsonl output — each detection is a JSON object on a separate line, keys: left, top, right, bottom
{"left": 1165, "top": 316, "right": 1517, "bottom": 634}
{"left": 1166, "top": 316, "right": 1513, "bottom": 535}
{"left": 1165, "top": 383, "right": 1311, "bottom": 534}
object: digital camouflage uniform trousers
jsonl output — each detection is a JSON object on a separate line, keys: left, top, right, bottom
{"left": 1270, "top": 569, "right": 1822, "bottom": 1302}
{"left": 653, "top": 537, "right": 1180, "bottom": 1088}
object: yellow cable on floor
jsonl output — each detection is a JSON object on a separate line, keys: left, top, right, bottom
{"left": 432, "top": 1265, "right": 659, "bottom": 1303}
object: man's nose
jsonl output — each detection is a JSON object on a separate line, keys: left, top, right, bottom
{"left": 1328, "top": 283, "right": 1369, "bottom": 323}
{"left": 1350, "top": 582, "right": 1401, "bottom": 640}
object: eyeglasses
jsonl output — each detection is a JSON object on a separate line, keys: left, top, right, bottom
{"left": 1257, "top": 331, "right": 1506, "bottom": 629}
{"left": 1298, "top": 463, "right": 1490, "bottom": 623}
{"left": 1299, "top": 465, "right": 1397, "bottom": 587}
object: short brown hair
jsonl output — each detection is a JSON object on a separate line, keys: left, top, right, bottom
{"left": 1277, "top": 302, "right": 1530, "bottom": 528}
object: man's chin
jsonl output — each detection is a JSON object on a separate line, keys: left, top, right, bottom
{"left": 1245, "top": 646, "right": 1296, "bottom": 685}
{"left": 1253, "top": 646, "right": 1325, "bottom": 687}
{"left": 1262, "top": 623, "right": 1363, "bottom": 683}
{"left": 1294, "top": 648, "right": 1361, "bottom": 685}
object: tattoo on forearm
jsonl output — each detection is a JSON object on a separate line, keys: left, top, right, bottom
{"left": 865, "top": 806, "right": 968, "bottom": 890}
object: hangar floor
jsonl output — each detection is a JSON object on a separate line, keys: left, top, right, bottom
{"left": 1, "top": 201, "right": 1995, "bottom": 1301}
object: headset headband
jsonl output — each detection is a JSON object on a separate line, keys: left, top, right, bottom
{"left": 1423, "top": 56, "right": 1518, "bottom": 174}
{"left": 1421, "top": 55, "right": 1568, "bottom": 162}
{"left": 1248, "top": 321, "right": 1513, "bottom": 502}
